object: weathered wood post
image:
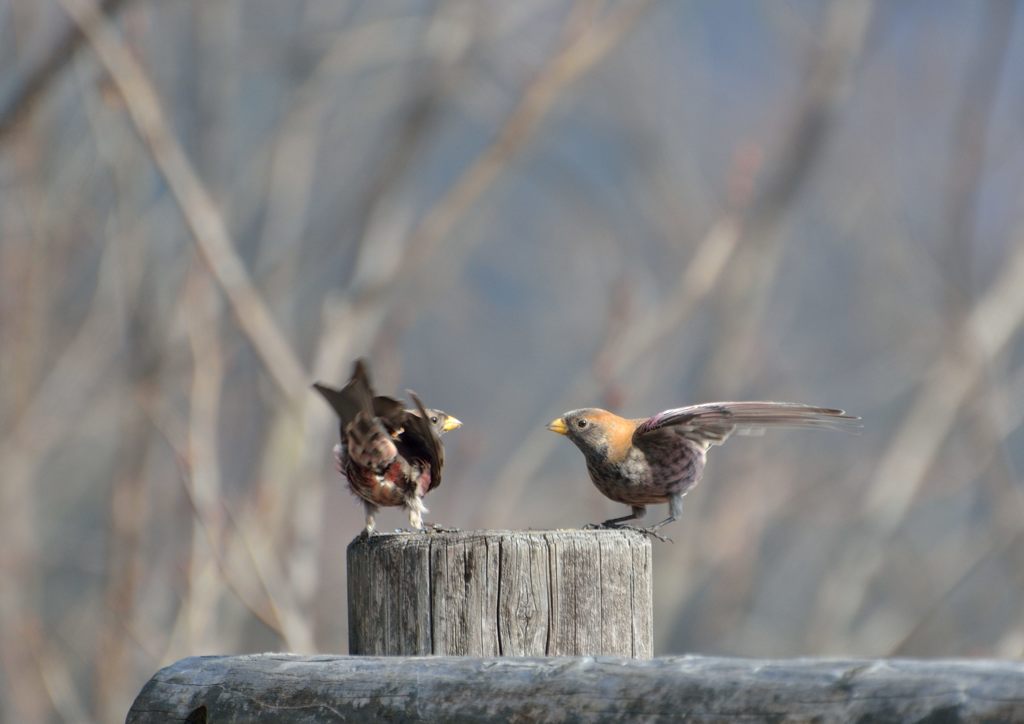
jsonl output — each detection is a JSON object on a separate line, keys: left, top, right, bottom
{"left": 347, "top": 529, "right": 653, "bottom": 657}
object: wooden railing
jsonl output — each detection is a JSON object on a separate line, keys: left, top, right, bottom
{"left": 125, "top": 530, "right": 1024, "bottom": 722}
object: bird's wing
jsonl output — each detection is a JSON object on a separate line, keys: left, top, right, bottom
{"left": 313, "top": 359, "right": 409, "bottom": 425}
{"left": 372, "top": 395, "right": 407, "bottom": 431}
{"left": 312, "top": 381, "right": 356, "bottom": 423}
{"left": 400, "top": 390, "right": 444, "bottom": 492}
{"left": 319, "top": 359, "right": 409, "bottom": 470}
{"left": 634, "top": 401, "right": 860, "bottom": 447}
{"left": 315, "top": 370, "right": 376, "bottom": 428}
{"left": 313, "top": 358, "right": 377, "bottom": 427}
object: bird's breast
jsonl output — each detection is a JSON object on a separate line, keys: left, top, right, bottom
{"left": 585, "top": 446, "right": 655, "bottom": 503}
{"left": 582, "top": 433, "right": 707, "bottom": 503}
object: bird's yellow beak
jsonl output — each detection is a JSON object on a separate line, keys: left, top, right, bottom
{"left": 442, "top": 416, "right": 463, "bottom": 432}
{"left": 547, "top": 417, "right": 568, "bottom": 435}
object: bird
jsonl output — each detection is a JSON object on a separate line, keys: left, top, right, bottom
{"left": 548, "top": 401, "right": 859, "bottom": 540}
{"left": 313, "top": 360, "right": 462, "bottom": 536}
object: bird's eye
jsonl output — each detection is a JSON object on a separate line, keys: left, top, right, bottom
{"left": 430, "top": 416, "right": 438, "bottom": 424}
{"left": 577, "top": 419, "right": 588, "bottom": 429}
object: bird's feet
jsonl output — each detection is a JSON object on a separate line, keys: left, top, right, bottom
{"left": 618, "top": 524, "right": 672, "bottom": 543}
{"left": 386, "top": 524, "right": 459, "bottom": 534}
{"left": 582, "top": 521, "right": 672, "bottom": 543}
{"left": 638, "top": 526, "right": 673, "bottom": 543}
{"left": 423, "top": 522, "right": 459, "bottom": 533}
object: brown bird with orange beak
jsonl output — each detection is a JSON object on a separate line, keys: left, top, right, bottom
{"left": 314, "top": 360, "right": 462, "bottom": 536}
{"left": 548, "top": 401, "right": 859, "bottom": 540}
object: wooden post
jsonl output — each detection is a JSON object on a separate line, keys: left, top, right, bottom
{"left": 346, "top": 529, "right": 653, "bottom": 657}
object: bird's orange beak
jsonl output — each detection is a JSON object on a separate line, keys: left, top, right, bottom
{"left": 547, "top": 417, "right": 568, "bottom": 435}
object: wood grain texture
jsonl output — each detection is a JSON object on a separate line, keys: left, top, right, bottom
{"left": 497, "top": 535, "right": 549, "bottom": 655}
{"left": 126, "top": 654, "right": 1024, "bottom": 723}
{"left": 346, "top": 529, "right": 653, "bottom": 657}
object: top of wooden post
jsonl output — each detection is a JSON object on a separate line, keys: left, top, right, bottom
{"left": 346, "top": 528, "right": 653, "bottom": 657}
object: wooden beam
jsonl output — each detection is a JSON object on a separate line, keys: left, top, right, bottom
{"left": 126, "top": 654, "right": 1024, "bottom": 723}
{"left": 347, "top": 529, "right": 653, "bottom": 656}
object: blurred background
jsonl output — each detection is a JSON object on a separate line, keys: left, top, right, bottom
{"left": 2, "top": 0, "right": 1024, "bottom": 720}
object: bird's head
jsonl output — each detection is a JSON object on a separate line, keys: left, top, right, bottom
{"left": 417, "top": 409, "right": 463, "bottom": 435}
{"left": 547, "top": 408, "right": 633, "bottom": 461}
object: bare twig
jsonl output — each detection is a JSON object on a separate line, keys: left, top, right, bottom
{"left": 143, "top": 406, "right": 293, "bottom": 644}
{"left": 935, "top": 0, "right": 1022, "bottom": 536}
{"left": 357, "top": 0, "right": 653, "bottom": 307}
{"left": 938, "top": 0, "right": 1018, "bottom": 312}
{"left": 133, "top": 374, "right": 312, "bottom": 649}
{"left": 29, "top": 622, "right": 91, "bottom": 723}
{"left": 0, "top": 189, "right": 130, "bottom": 722}
{"left": 891, "top": 523, "right": 1024, "bottom": 656}
{"left": 57, "top": 0, "right": 309, "bottom": 403}
{"left": 183, "top": 272, "right": 229, "bottom": 652}
{"left": 0, "top": 0, "right": 132, "bottom": 139}
{"left": 812, "top": 221, "right": 1024, "bottom": 644}
{"left": 810, "top": 2, "right": 1021, "bottom": 647}
{"left": 699, "top": 0, "right": 875, "bottom": 395}
{"left": 177, "top": 470, "right": 294, "bottom": 645}
{"left": 887, "top": 358, "right": 1024, "bottom": 654}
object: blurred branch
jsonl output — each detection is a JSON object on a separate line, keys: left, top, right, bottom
{"left": 131, "top": 267, "right": 313, "bottom": 650}
{"left": 178, "top": 472, "right": 296, "bottom": 646}
{"left": 130, "top": 262, "right": 300, "bottom": 647}
{"left": 698, "top": 0, "right": 875, "bottom": 396}
{"left": 936, "top": 0, "right": 1021, "bottom": 536}
{"left": 215, "top": 13, "right": 445, "bottom": 285}
{"left": 811, "top": 2, "right": 1021, "bottom": 646}
{"left": 57, "top": 0, "right": 309, "bottom": 403}
{"left": 0, "top": 191, "right": 128, "bottom": 722}
{"left": 96, "top": 328, "right": 155, "bottom": 718}
{"left": 29, "top": 622, "right": 90, "bottom": 723}
{"left": 140, "top": 397, "right": 294, "bottom": 646}
{"left": 892, "top": 518, "right": 1024, "bottom": 656}
{"left": 0, "top": 0, "right": 131, "bottom": 140}
{"left": 356, "top": 0, "right": 652, "bottom": 306}
{"left": 813, "top": 221, "right": 1024, "bottom": 645}
{"left": 939, "top": 0, "right": 1017, "bottom": 311}
{"left": 888, "top": 358, "right": 1024, "bottom": 654}
{"left": 183, "top": 274, "right": 229, "bottom": 652}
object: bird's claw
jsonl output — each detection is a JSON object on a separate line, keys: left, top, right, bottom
{"left": 621, "top": 524, "right": 672, "bottom": 543}
{"left": 423, "top": 523, "right": 459, "bottom": 533}
{"left": 584, "top": 522, "right": 673, "bottom": 543}
{"left": 640, "top": 527, "right": 673, "bottom": 544}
